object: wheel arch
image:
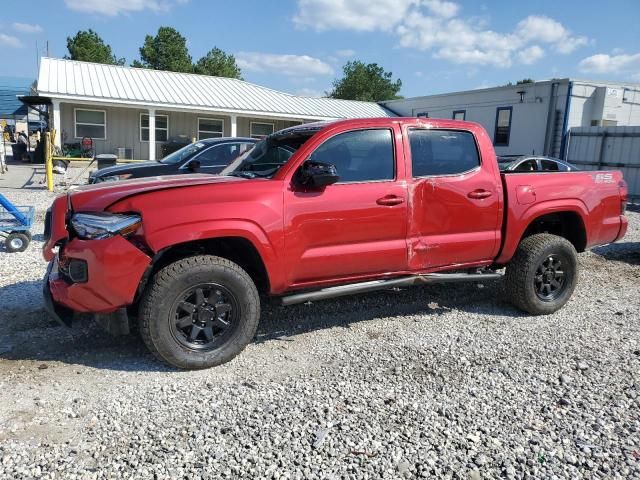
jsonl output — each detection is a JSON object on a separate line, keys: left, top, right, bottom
{"left": 520, "top": 210, "right": 587, "bottom": 252}
{"left": 136, "top": 236, "right": 272, "bottom": 306}
{"left": 496, "top": 201, "right": 589, "bottom": 264}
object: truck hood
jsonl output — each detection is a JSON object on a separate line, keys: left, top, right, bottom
{"left": 70, "top": 174, "right": 246, "bottom": 211}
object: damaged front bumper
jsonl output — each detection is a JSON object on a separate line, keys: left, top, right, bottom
{"left": 42, "top": 235, "right": 151, "bottom": 328}
{"left": 42, "top": 260, "right": 74, "bottom": 327}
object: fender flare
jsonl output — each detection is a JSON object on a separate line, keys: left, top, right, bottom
{"left": 496, "top": 199, "right": 589, "bottom": 264}
{"left": 144, "top": 219, "right": 282, "bottom": 290}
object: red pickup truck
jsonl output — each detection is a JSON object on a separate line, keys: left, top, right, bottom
{"left": 43, "top": 118, "right": 628, "bottom": 369}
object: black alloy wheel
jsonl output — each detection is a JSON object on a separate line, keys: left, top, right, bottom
{"left": 170, "top": 283, "right": 239, "bottom": 351}
{"left": 534, "top": 254, "right": 567, "bottom": 301}
{"left": 504, "top": 233, "right": 578, "bottom": 315}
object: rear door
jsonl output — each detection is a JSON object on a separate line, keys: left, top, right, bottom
{"left": 283, "top": 127, "right": 408, "bottom": 285}
{"left": 407, "top": 128, "right": 502, "bottom": 269}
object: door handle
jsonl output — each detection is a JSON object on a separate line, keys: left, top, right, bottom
{"left": 467, "top": 189, "right": 492, "bottom": 199}
{"left": 376, "top": 195, "right": 404, "bottom": 206}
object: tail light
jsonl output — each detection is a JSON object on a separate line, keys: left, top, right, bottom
{"left": 619, "top": 180, "right": 628, "bottom": 214}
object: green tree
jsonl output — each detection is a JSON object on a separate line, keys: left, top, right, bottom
{"left": 328, "top": 61, "right": 402, "bottom": 101}
{"left": 132, "top": 27, "right": 193, "bottom": 73}
{"left": 516, "top": 78, "right": 535, "bottom": 84}
{"left": 65, "top": 29, "right": 124, "bottom": 65}
{"left": 194, "top": 47, "right": 242, "bottom": 79}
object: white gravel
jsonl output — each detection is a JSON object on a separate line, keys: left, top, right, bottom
{"left": 0, "top": 190, "right": 639, "bottom": 479}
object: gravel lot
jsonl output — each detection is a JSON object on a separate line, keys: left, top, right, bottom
{"left": 0, "top": 189, "right": 639, "bottom": 479}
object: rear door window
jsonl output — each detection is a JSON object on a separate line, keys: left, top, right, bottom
{"left": 409, "top": 129, "right": 480, "bottom": 177}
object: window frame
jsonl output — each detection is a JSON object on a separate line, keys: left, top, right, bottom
{"left": 306, "top": 127, "right": 397, "bottom": 185}
{"left": 493, "top": 106, "right": 513, "bottom": 147}
{"left": 74, "top": 108, "right": 107, "bottom": 140}
{"left": 197, "top": 117, "right": 224, "bottom": 140}
{"left": 452, "top": 110, "right": 466, "bottom": 121}
{"left": 407, "top": 127, "right": 482, "bottom": 179}
{"left": 139, "top": 113, "right": 169, "bottom": 143}
{"left": 250, "top": 121, "right": 275, "bottom": 139}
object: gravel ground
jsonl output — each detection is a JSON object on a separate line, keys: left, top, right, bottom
{"left": 0, "top": 189, "right": 639, "bottom": 479}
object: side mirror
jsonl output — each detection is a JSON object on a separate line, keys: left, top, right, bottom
{"left": 187, "top": 159, "right": 201, "bottom": 172}
{"left": 296, "top": 160, "right": 340, "bottom": 188}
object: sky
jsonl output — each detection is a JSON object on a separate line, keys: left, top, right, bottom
{"left": 0, "top": 0, "right": 639, "bottom": 98}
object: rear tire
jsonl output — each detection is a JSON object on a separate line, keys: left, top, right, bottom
{"left": 5, "top": 232, "right": 30, "bottom": 253}
{"left": 139, "top": 255, "right": 260, "bottom": 369}
{"left": 505, "top": 234, "right": 578, "bottom": 315}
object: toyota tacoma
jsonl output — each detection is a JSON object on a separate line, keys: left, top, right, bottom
{"left": 43, "top": 118, "right": 629, "bottom": 369}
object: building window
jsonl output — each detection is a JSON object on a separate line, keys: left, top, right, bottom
{"left": 250, "top": 122, "right": 275, "bottom": 139}
{"left": 452, "top": 110, "right": 466, "bottom": 121}
{"left": 140, "top": 114, "right": 169, "bottom": 142}
{"left": 198, "top": 118, "right": 224, "bottom": 139}
{"left": 494, "top": 107, "right": 512, "bottom": 146}
{"left": 416, "top": 112, "right": 429, "bottom": 118}
{"left": 74, "top": 109, "right": 106, "bottom": 139}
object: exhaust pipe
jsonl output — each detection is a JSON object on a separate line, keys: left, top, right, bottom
{"left": 280, "top": 271, "right": 503, "bottom": 306}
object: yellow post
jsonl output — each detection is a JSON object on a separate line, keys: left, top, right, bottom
{"left": 192, "top": 137, "right": 196, "bottom": 143}
{"left": 45, "top": 131, "right": 54, "bottom": 192}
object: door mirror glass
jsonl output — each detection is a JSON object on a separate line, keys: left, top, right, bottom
{"left": 296, "top": 160, "right": 340, "bottom": 188}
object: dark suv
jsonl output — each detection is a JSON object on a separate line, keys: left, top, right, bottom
{"left": 89, "top": 137, "right": 257, "bottom": 183}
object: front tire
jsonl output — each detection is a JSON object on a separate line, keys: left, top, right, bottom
{"left": 139, "top": 255, "right": 260, "bottom": 369}
{"left": 504, "top": 234, "right": 578, "bottom": 315}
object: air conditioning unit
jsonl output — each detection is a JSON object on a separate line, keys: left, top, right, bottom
{"left": 115, "top": 147, "right": 133, "bottom": 160}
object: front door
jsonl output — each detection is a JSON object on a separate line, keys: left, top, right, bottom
{"left": 407, "top": 128, "right": 502, "bottom": 270}
{"left": 283, "top": 128, "right": 408, "bottom": 286}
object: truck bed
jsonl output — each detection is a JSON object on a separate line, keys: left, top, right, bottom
{"left": 497, "top": 170, "right": 626, "bottom": 263}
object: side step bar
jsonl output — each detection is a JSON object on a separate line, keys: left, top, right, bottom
{"left": 280, "top": 271, "right": 503, "bottom": 306}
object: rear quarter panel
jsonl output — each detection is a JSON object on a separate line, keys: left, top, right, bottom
{"left": 497, "top": 170, "right": 624, "bottom": 263}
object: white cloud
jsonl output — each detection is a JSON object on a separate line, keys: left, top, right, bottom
{"left": 517, "top": 16, "right": 566, "bottom": 43}
{"left": 515, "top": 16, "right": 589, "bottom": 54}
{"left": 336, "top": 49, "right": 355, "bottom": 57}
{"left": 0, "top": 34, "right": 22, "bottom": 48}
{"left": 294, "top": 0, "right": 589, "bottom": 67}
{"left": 12, "top": 22, "right": 43, "bottom": 33}
{"left": 64, "top": 0, "right": 183, "bottom": 16}
{"left": 579, "top": 52, "right": 640, "bottom": 74}
{"left": 397, "top": 12, "right": 589, "bottom": 67}
{"left": 236, "top": 52, "right": 334, "bottom": 76}
{"left": 423, "top": 0, "right": 459, "bottom": 18}
{"left": 293, "top": 0, "right": 417, "bottom": 31}
{"left": 518, "top": 45, "right": 545, "bottom": 65}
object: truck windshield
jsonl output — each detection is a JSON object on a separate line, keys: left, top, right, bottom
{"left": 221, "top": 135, "right": 313, "bottom": 178}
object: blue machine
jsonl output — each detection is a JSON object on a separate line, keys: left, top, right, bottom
{"left": 0, "top": 193, "right": 34, "bottom": 252}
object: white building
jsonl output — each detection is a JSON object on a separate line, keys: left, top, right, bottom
{"left": 381, "top": 79, "right": 640, "bottom": 157}
{"left": 34, "top": 58, "right": 393, "bottom": 160}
